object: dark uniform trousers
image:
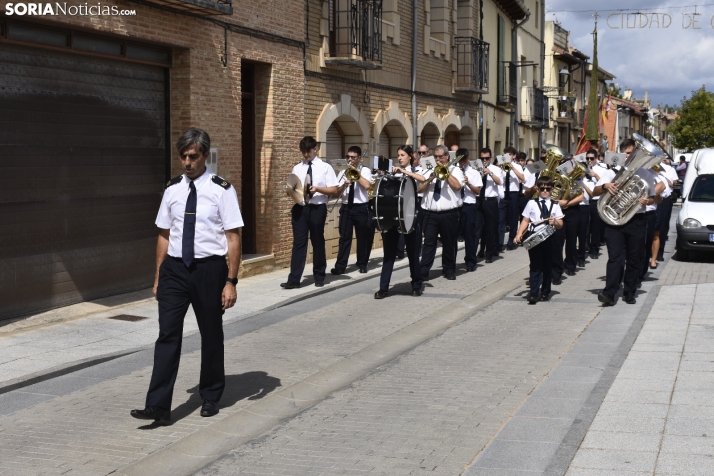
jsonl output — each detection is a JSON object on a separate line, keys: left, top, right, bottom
{"left": 460, "top": 202, "right": 484, "bottom": 268}
{"left": 603, "top": 214, "right": 647, "bottom": 299}
{"left": 498, "top": 191, "right": 520, "bottom": 246}
{"left": 552, "top": 225, "right": 565, "bottom": 281}
{"left": 640, "top": 210, "right": 657, "bottom": 281}
{"left": 334, "top": 203, "right": 371, "bottom": 271}
{"left": 577, "top": 205, "right": 590, "bottom": 262}
{"left": 380, "top": 224, "right": 423, "bottom": 292}
{"left": 656, "top": 196, "right": 673, "bottom": 258}
{"left": 420, "top": 208, "right": 460, "bottom": 279}
{"left": 147, "top": 256, "right": 227, "bottom": 410}
{"left": 480, "top": 198, "right": 499, "bottom": 259}
{"left": 588, "top": 200, "right": 603, "bottom": 255}
{"left": 288, "top": 203, "right": 328, "bottom": 284}
{"left": 528, "top": 234, "right": 555, "bottom": 297}
{"left": 397, "top": 197, "right": 423, "bottom": 257}
{"left": 563, "top": 207, "right": 581, "bottom": 272}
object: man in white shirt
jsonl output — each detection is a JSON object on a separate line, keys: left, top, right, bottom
{"left": 478, "top": 147, "right": 504, "bottom": 263}
{"left": 517, "top": 152, "right": 533, "bottom": 214}
{"left": 577, "top": 171, "right": 597, "bottom": 268}
{"left": 498, "top": 146, "right": 526, "bottom": 251}
{"left": 131, "top": 128, "right": 243, "bottom": 423}
{"left": 587, "top": 150, "right": 609, "bottom": 259}
{"left": 458, "top": 150, "right": 484, "bottom": 271}
{"left": 330, "top": 146, "right": 373, "bottom": 275}
{"left": 655, "top": 159, "right": 679, "bottom": 261}
{"left": 282, "top": 136, "right": 338, "bottom": 289}
{"left": 419, "top": 144, "right": 464, "bottom": 280}
{"left": 593, "top": 138, "right": 656, "bottom": 306}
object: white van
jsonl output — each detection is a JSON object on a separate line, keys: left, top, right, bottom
{"left": 676, "top": 148, "right": 714, "bottom": 259}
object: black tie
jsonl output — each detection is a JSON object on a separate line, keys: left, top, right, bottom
{"left": 411, "top": 166, "right": 416, "bottom": 172}
{"left": 541, "top": 199, "right": 549, "bottom": 220}
{"left": 434, "top": 179, "right": 442, "bottom": 201}
{"left": 306, "top": 161, "right": 313, "bottom": 197}
{"left": 182, "top": 180, "right": 197, "bottom": 267}
{"left": 348, "top": 182, "right": 355, "bottom": 205}
{"left": 506, "top": 170, "right": 511, "bottom": 193}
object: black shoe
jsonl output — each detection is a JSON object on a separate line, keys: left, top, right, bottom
{"left": 280, "top": 282, "right": 300, "bottom": 289}
{"left": 656, "top": 255, "right": 664, "bottom": 262}
{"left": 421, "top": 275, "right": 430, "bottom": 282}
{"left": 130, "top": 406, "right": 170, "bottom": 423}
{"left": 566, "top": 269, "right": 575, "bottom": 276}
{"left": 499, "top": 245, "right": 506, "bottom": 252}
{"left": 315, "top": 282, "right": 324, "bottom": 287}
{"left": 485, "top": 259, "right": 493, "bottom": 264}
{"left": 200, "top": 400, "right": 219, "bottom": 417}
{"left": 374, "top": 290, "right": 388, "bottom": 299}
{"left": 624, "top": 295, "right": 636, "bottom": 305}
{"left": 330, "top": 268, "right": 344, "bottom": 275}
{"left": 598, "top": 292, "right": 615, "bottom": 306}
{"left": 445, "top": 274, "right": 456, "bottom": 280}
{"left": 458, "top": 236, "right": 464, "bottom": 242}
{"left": 590, "top": 253, "right": 599, "bottom": 260}
{"left": 359, "top": 267, "right": 368, "bottom": 273}
{"left": 578, "top": 260, "right": 586, "bottom": 268}
{"left": 552, "top": 279, "right": 562, "bottom": 285}
{"left": 412, "top": 289, "right": 422, "bottom": 297}
{"left": 396, "top": 252, "right": 405, "bottom": 259}
{"left": 466, "top": 266, "right": 476, "bottom": 272}
{"left": 540, "top": 293, "right": 551, "bottom": 302}
{"left": 477, "top": 251, "right": 485, "bottom": 258}
{"left": 527, "top": 294, "right": 538, "bottom": 305}
{"left": 507, "top": 244, "right": 516, "bottom": 251}
{"left": 637, "top": 282, "right": 642, "bottom": 289}
{"left": 650, "top": 263, "right": 658, "bottom": 269}
{"left": 526, "top": 280, "right": 530, "bottom": 286}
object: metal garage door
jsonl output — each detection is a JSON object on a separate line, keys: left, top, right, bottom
{"left": 0, "top": 42, "right": 167, "bottom": 320}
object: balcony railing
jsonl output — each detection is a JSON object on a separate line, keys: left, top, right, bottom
{"left": 454, "top": 37, "right": 489, "bottom": 93}
{"left": 127, "top": 0, "right": 232, "bottom": 15}
{"left": 555, "top": 92, "right": 575, "bottom": 121}
{"left": 554, "top": 22, "right": 569, "bottom": 50}
{"left": 521, "top": 87, "right": 548, "bottom": 125}
{"left": 326, "top": 0, "right": 382, "bottom": 69}
{"left": 497, "top": 62, "right": 517, "bottom": 107}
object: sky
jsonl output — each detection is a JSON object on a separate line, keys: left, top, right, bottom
{"left": 546, "top": 0, "right": 714, "bottom": 109}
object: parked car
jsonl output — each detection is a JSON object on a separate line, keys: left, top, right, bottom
{"left": 677, "top": 149, "right": 714, "bottom": 260}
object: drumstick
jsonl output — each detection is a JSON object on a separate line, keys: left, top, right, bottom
{"left": 529, "top": 215, "right": 565, "bottom": 226}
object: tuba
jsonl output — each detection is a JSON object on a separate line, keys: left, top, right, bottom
{"left": 597, "top": 133, "right": 663, "bottom": 226}
{"left": 532, "top": 145, "right": 566, "bottom": 198}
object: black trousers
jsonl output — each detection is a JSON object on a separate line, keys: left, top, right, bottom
{"left": 420, "top": 208, "right": 460, "bottom": 278}
{"left": 563, "top": 207, "right": 581, "bottom": 272}
{"left": 640, "top": 210, "right": 657, "bottom": 281}
{"left": 552, "top": 225, "right": 565, "bottom": 280}
{"left": 288, "top": 203, "right": 328, "bottom": 284}
{"left": 480, "top": 198, "right": 499, "bottom": 259}
{"left": 657, "top": 196, "right": 674, "bottom": 258}
{"left": 588, "top": 200, "right": 603, "bottom": 255}
{"left": 146, "top": 256, "right": 227, "bottom": 410}
{"left": 577, "top": 206, "right": 590, "bottom": 261}
{"left": 528, "top": 235, "right": 555, "bottom": 297}
{"left": 397, "top": 197, "right": 423, "bottom": 255}
{"left": 460, "top": 203, "right": 484, "bottom": 267}
{"left": 501, "top": 191, "right": 520, "bottom": 246}
{"left": 334, "top": 203, "right": 372, "bottom": 270}
{"left": 518, "top": 194, "right": 531, "bottom": 215}
{"left": 603, "top": 214, "right": 647, "bottom": 299}
{"left": 380, "top": 225, "right": 423, "bottom": 292}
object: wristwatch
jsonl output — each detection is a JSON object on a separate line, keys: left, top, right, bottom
{"left": 226, "top": 277, "right": 238, "bottom": 285}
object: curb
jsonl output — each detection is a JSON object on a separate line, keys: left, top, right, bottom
{"left": 112, "top": 266, "right": 527, "bottom": 476}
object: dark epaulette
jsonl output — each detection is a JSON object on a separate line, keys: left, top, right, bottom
{"left": 165, "top": 176, "right": 182, "bottom": 189}
{"left": 212, "top": 175, "right": 231, "bottom": 190}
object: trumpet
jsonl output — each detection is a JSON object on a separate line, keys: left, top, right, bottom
{"left": 502, "top": 162, "right": 512, "bottom": 173}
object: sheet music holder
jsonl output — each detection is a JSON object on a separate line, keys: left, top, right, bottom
{"left": 420, "top": 155, "right": 437, "bottom": 172}
{"left": 373, "top": 156, "right": 392, "bottom": 172}
{"left": 526, "top": 161, "right": 547, "bottom": 174}
{"left": 604, "top": 151, "right": 626, "bottom": 166}
{"left": 469, "top": 159, "right": 484, "bottom": 172}
{"left": 573, "top": 153, "right": 587, "bottom": 164}
{"left": 556, "top": 160, "right": 575, "bottom": 175}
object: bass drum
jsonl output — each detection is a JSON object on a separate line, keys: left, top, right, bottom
{"left": 373, "top": 175, "right": 417, "bottom": 234}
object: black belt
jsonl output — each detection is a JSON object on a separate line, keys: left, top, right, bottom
{"left": 170, "top": 255, "right": 225, "bottom": 263}
{"left": 425, "top": 207, "right": 459, "bottom": 214}
{"left": 462, "top": 202, "right": 479, "bottom": 206}
{"left": 644, "top": 210, "right": 656, "bottom": 216}
{"left": 482, "top": 197, "right": 498, "bottom": 202}
{"left": 341, "top": 202, "right": 369, "bottom": 207}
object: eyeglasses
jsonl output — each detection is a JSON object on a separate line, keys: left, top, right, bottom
{"left": 346, "top": 155, "right": 359, "bottom": 160}
{"left": 538, "top": 186, "right": 553, "bottom": 191}
{"left": 419, "top": 150, "right": 429, "bottom": 155}
{"left": 434, "top": 154, "right": 447, "bottom": 159}
{"left": 587, "top": 156, "right": 596, "bottom": 160}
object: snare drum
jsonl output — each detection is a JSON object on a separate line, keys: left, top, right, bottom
{"left": 373, "top": 175, "right": 417, "bottom": 234}
{"left": 522, "top": 224, "right": 556, "bottom": 251}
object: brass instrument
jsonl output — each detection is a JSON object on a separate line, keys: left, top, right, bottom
{"left": 502, "top": 162, "right": 512, "bottom": 173}
{"left": 531, "top": 145, "right": 566, "bottom": 198}
{"left": 554, "top": 161, "right": 588, "bottom": 201}
{"left": 597, "top": 133, "right": 664, "bottom": 226}
{"left": 432, "top": 154, "right": 464, "bottom": 181}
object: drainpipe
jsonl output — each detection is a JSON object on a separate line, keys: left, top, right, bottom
{"left": 478, "top": 0, "right": 484, "bottom": 150}
{"left": 511, "top": 10, "right": 531, "bottom": 148}
{"left": 411, "top": 0, "right": 418, "bottom": 148}
{"left": 539, "top": 1, "right": 545, "bottom": 153}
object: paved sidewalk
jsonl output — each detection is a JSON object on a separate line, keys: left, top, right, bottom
{"left": 0, "top": 244, "right": 415, "bottom": 388}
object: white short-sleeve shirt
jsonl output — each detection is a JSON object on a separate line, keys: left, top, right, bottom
{"left": 337, "top": 166, "right": 373, "bottom": 204}
{"left": 291, "top": 158, "right": 338, "bottom": 205}
{"left": 421, "top": 166, "right": 464, "bottom": 211}
{"left": 483, "top": 164, "right": 503, "bottom": 198}
{"left": 504, "top": 162, "right": 524, "bottom": 193}
{"left": 523, "top": 168, "right": 537, "bottom": 189}
{"left": 522, "top": 198, "right": 563, "bottom": 231}
{"left": 156, "top": 170, "right": 244, "bottom": 259}
{"left": 461, "top": 164, "right": 484, "bottom": 204}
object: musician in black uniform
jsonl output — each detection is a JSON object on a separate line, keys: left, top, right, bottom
{"left": 331, "top": 146, "right": 373, "bottom": 275}
{"left": 375, "top": 145, "right": 426, "bottom": 298}
{"left": 131, "top": 128, "right": 243, "bottom": 423}
{"left": 499, "top": 146, "right": 526, "bottom": 251}
{"left": 419, "top": 145, "right": 464, "bottom": 280}
{"left": 458, "top": 149, "right": 484, "bottom": 271}
{"left": 478, "top": 148, "right": 503, "bottom": 263}
{"left": 281, "top": 136, "right": 338, "bottom": 289}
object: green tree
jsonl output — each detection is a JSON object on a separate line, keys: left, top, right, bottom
{"left": 669, "top": 87, "right": 714, "bottom": 150}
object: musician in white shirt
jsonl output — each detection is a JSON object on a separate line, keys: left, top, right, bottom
{"left": 587, "top": 150, "right": 609, "bottom": 258}
{"left": 498, "top": 146, "right": 526, "bottom": 251}
{"left": 479, "top": 147, "right": 504, "bottom": 263}
{"left": 654, "top": 159, "right": 679, "bottom": 263}
{"left": 330, "top": 146, "right": 373, "bottom": 275}
{"left": 458, "top": 150, "right": 483, "bottom": 272}
{"left": 418, "top": 144, "right": 464, "bottom": 281}
{"left": 281, "top": 136, "right": 338, "bottom": 289}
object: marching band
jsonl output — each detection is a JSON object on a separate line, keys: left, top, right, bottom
{"left": 283, "top": 134, "right": 670, "bottom": 306}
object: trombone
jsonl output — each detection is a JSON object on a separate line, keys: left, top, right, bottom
{"left": 418, "top": 154, "right": 464, "bottom": 192}
{"left": 328, "top": 153, "right": 367, "bottom": 212}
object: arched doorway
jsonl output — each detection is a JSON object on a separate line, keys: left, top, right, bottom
{"left": 459, "top": 125, "right": 476, "bottom": 155}
{"left": 444, "top": 125, "right": 460, "bottom": 149}
{"left": 420, "top": 123, "right": 440, "bottom": 149}
{"left": 379, "top": 119, "right": 409, "bottom": 159}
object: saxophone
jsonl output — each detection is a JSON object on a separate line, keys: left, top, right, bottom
{"left": 597, "top": 133, "right": 664, "bottom": 226}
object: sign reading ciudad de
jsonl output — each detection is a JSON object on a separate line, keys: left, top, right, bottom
{"left": 606, "top": 12, "right": 712, "bottom": 29}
